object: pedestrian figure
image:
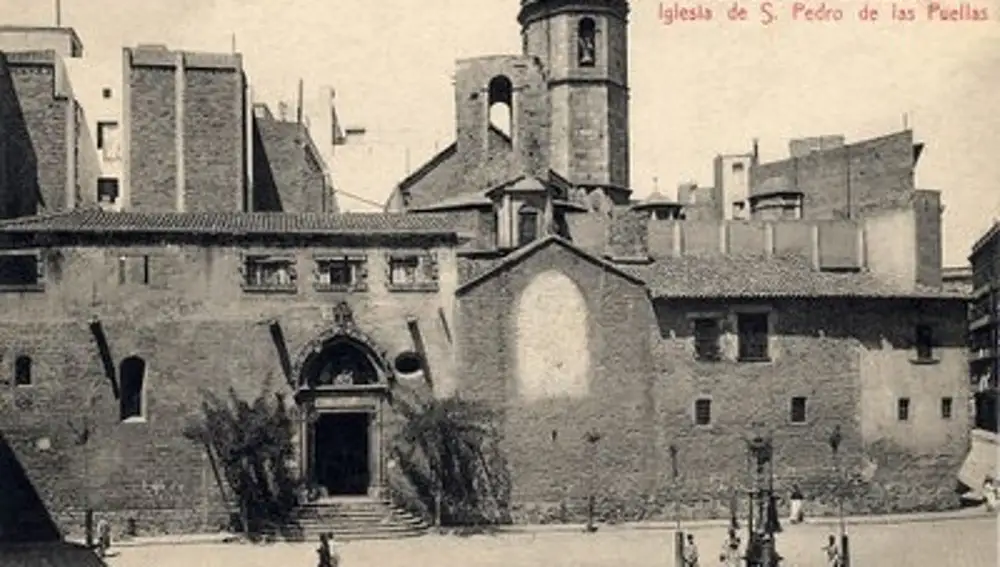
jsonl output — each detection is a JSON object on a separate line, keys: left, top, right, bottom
{"left": 788, "top": 484, "right": 805, "bottom": 524}
{"left": 95, "top": 518, "right": 111, "bottom": 558}
{"left": 822, "top": 534, "right": 842, "bottom": 567}
{"left": 983, "top": 477, "right": 997, "bottom": 512}
{"left": 718, "top": 528, "right": 741, "bottom": 567}
{"left": 683, "top": 533, "right": 700, "bottom": 567}
{"left": 317, "top": 532, "right": 340, "bottom": 567}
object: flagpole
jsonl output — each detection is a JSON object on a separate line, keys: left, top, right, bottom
{"left": 55, "top": 0, "right": 62, "bottom": 26}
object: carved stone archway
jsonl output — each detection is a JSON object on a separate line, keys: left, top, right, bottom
{"left": 291, "top": 302, "right": 396, "bottom": 390}
{"left": 291, "top": 301, "right": 393, "bottom": 498}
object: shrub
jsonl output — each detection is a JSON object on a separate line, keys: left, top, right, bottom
{"left": 389, "top": 392, "right": 511, "bottom": 527}
{"left": 183, "top": 387, "right": 298, "bottom": 539}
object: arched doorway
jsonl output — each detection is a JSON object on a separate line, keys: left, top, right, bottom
{"left": 295, "top": 332, "right": 391, "bottom": 498}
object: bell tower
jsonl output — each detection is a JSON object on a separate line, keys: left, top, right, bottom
{"left": 519, "top": 0, "right": 631, "bottom": 205}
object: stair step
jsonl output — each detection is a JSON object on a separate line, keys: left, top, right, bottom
{"left": 271, "top": 497, "right": 428, "bottom": 542}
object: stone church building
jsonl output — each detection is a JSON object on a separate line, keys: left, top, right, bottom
{"left": 0, "top": 0, "right": 972, "bottom": 536}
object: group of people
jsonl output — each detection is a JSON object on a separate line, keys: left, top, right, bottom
{"left": 681, "top": 529, "right": 844, "bottom": 567}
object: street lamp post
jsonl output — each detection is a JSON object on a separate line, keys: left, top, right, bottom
{"left": 668, "top": 444, "right": 684, "bottom": 567}
{"left": 828, "top": 426, "right": 850, "bottom": 567}
{"left": 584, "top": 430, "right": 602, "bottom": 533}
{"left": 745, "top": 427, "right": 781, "bottom": 567}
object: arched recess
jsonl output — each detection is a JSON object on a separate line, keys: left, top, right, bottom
{"left": 487, "top": 75, "right": 513, "bottom": 138}
{"left": 119, "top": 356, "right": 146, "bottom": 421}
{"left": 578, "top": 17, "right": 597, "bottom": 67}
{"left": 515, "top": 270, "right": 591, "bottom": 401}
{"left": 293, "top": 329, "right": 393, "bottom": 390}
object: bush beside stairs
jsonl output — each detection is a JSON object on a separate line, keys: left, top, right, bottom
{"left": 267, "top": 496, "right": 429, "bottom": 542}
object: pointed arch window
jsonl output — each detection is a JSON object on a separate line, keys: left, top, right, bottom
{"left": 578, "top": 17, "right": 597, "bottom": 67}
{"left": 518, "top": 206, "right": 540, "bottom": 246}
{"left": 119, "top": 356, "right": 146, "bottom": 421}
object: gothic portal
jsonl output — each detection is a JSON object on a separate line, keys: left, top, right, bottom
{"left": 293, "top": 302, "right": 390, "bottom": 498}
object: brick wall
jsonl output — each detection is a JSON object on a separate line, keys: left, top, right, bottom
{"left": 251, "top": 111, "right": 332, "bottom": 213}
{"left": 0, "top": 51, "right": 70, "bottom": 217}
{"left": 0, "top": 236, "right": 457, "bottom": 537}
{"left": 125, "top": 48, "right": 246, "bottom": 212}
{"left": 455, "top": 240, "right": 656, "bottom": 513}
{"left": 454, "top": 55, "right": 550, "bottom": 180}
{"left": 182, "top": 62, "right": 245, "bottom": 212}
{"left": 454, "top": 240, "right": 968, "bottom": 522}
{"left": 913, "top": 190, "right": 943, "bottom": 288}
{"left": 752, "top": 130, "right": 916, "bottom": 220}
{"left": 126, "top": 63, "right": 175, "bottom": 211}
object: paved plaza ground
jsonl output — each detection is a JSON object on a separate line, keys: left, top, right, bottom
{"left": 96, "top": 514, "right": 997, "bottom": 567}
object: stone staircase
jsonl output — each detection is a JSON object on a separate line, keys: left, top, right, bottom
{"left": 273, "top": 496, "right": 429, "bottom": 542}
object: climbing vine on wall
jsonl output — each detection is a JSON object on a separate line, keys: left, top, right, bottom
{"left": 389, "top": 390, "right": 512, "bottom": 528}
{"left": 182, "top": 387, "right": 298, "bottom": 539}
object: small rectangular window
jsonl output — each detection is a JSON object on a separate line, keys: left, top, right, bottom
{"left": 96, "top": 121, "right": 121, "bottom": 161}
{"left": 242, "top": 255, "right": 297, "bottom": 292}
{"left": 0, "top": 253, "right": 43, "bottom": 289}
{"left": 897, "top": 398, "right": 910, "bottom": 421}
{"left": 694, "top": 398, "right": 712, "bottom": 426}
{"left": 940, "top": 397, "right": 953, "bottom": 419}
{"left": 790, "top": 396, "right": 807, "bottom": 423}
{"left": 737, "top": 312, "right": 770, "bottom": 362}
{"left": 315, "top": 255, "right": 367, "bottom": 291}
{"left": 118, "top": 255, "right": 150, "bottom": 285}
{"left": 388, "top": 252, "right": 439, "bottom": 291}
{"left": 14, "top": 355, "right": 32, "bottom": 386}
{"left": 692, "top": 318, "right": 722, "bottom": 361}
{"left": 732, "top": 162, "right": 745, "bottom": 173}
{"left": 915, "top": 324, "right": 934, "bottom": 361}
{"left": 97, "top": 178, "right": 119, "bottom": 203}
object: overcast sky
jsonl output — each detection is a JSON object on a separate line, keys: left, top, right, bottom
{"left": 1, "top": 0, "right": 997, "bottom": 265}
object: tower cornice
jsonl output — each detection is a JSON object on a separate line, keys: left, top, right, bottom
{"left": 518, "top": 0, "right": 629, "bottom": 26}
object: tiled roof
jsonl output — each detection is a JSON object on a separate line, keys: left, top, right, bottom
{"left": 628, "top": 254, "right": 965, "bottom": 299}
{"left": 0, "top": 209, "right": 459, "bottom": 236}
{"left": 457, "top": 235, "right": 645, "bottom": 295}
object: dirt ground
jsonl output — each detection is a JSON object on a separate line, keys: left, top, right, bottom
{"left": 99, "top": 515, "right": 997, "bottom": 567}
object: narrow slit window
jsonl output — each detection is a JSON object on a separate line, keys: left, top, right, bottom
{"left": 897, "top": 397, "right": 910, "bottom": 422}
{"left": 694, "top": 398, "right": 712, "bottom": 426}
{"left": 790, "top": 396, "right": 807, "bottom": 423}
{"left": 14, "top": 355, "right": 31, "bottom": 386}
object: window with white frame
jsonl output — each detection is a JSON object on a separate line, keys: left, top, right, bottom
{"left": 314, "top": 254, "right": 368, "bottom": 291}
{"left": 387, "top": 251, "right": 439, "bottom": 291}
{"left": 737, "top": 312, "right": 770, "bottom": 362}
{"left": 692, "top": 317, "right": 722, "bottom": 361}
{"left": 241, "top": 254, "right": 297, "bottom": 291}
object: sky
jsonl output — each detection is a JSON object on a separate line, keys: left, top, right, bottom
{"left": 1, "top": 0, "right": 997, "bottom": 266}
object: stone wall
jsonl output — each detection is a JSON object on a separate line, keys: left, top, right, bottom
{"left": 0, "top": 236, "right": 457, "bottom": 537}
{"left": 751, "top": 130, "right": 916, "bottom": 220}
{"left": 125, "top": 47, "right": 246, "bottom": 212}
{"left": 455, "top": 239, "right": 969, "bottom": 522}
{"left": 0, "top": 51, "right": 70, "bottom": 217}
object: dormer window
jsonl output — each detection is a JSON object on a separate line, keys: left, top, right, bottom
{"left": 578, "top": 18, "right": 596, "bottom": 67}
{"left": 518, "top": 206, "right": 540, "bottom": 246}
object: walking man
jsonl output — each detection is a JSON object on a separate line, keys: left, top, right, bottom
{"left": 718, "top": 528, "right": 741, "bottom": 567}
{"left": 684, "top": 533, "right": 700, "bottom": 567}
{"left": 317, "top": 532, "right": 340, "bottom": 567}
{"left": 822, "top": 534, "right": 842, "bottom": 567}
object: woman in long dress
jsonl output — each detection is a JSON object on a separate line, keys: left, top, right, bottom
{"left": 788, "top": 485, "right": 804, "bottom": 524}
